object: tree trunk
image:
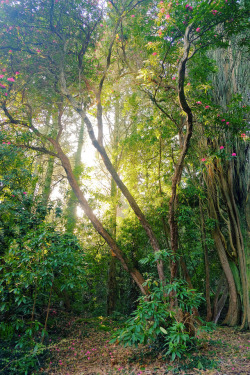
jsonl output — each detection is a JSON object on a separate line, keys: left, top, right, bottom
{"left": 169, "top": 24, "right": 194, "bottom": 284}
{"left": 213, "top": 275, "right": 229, "bottom": 324}
{"left": 42, "top": 156, "right": 54, "bottom": 207}
{"left": 107, "top": 99, "right": 120, "bottom": 315}
{"left": 217, "top": 161, "right": 250, "bottom": 329}
{"left": 66, "top": 119, "right": 85, "bottom": 233}
{"left": 107, "top": 174, "right": 118, "bottom": 313}
{"left": 49, "top": 138, "right": 149, "bottom": 295}
{"left": 209, "top": 32, "right": 250, "bottom": 329}
{"left": 206, "top": 167, "right": 240, "bottom": 326}
{"left": 213, "top": 229, "right": 239, "bottom": 326}
{"left": 82, "top": 113, "right": 166, "bottom": 284}
{"left": 199, "top": 198, "right": 212, "bottom": 322}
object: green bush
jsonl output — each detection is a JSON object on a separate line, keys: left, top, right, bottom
{"left": 0, "top": 220, "right": 87, "bottom": 374}
{"left": 0, "top": 338, "right": 46, "bottom": 375}
{"left": 111, "top": 279, "right": 204, "bottom": 361}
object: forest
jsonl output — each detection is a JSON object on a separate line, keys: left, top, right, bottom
{"left": 0, "top": 0, "right": 249, "bottom": 374}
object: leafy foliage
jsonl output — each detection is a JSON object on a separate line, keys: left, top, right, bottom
{"left": 0, "top": 0, "right": 249, "bottom": 373}
{"left": 111, "top": 278, "right": 204, "bottom": 361}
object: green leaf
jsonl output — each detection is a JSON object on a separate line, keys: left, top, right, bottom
{"left": 160, "top": 327, "right": 168, "bottom": 335}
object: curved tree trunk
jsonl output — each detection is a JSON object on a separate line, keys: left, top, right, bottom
{"left": 212, "top": 229, "right": 239, "bottom": 326}
{"left": 205, "top": 165, "right": 240, "bottom": 326}
{"left": 217, "top": 161, "right": 250, "bottom": 329}
{"left": 169, "top": 24, "right": 194, "bottom": 283}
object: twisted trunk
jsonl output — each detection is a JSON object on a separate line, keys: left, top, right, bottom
{"left": 217, "top": 161, "right": 250, "bottom": 329}
{"left": 205, "top": 165, "right": 240, "bottom": 326}
{"left": 169, "top": 24, "right": 194, "bottom": 282}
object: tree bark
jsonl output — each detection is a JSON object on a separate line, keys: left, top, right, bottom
{"left": 206, "top": 167, "right": 240, "bottom": 326}
{"left": 213, "top": 275, "right": 229, "bottom": 324}
{"left": 217, "top": 161, "right": 250, "bottom": 329}
{"left": 199, "top": 198, "right": 212, "bottom": 322}
{"left": 213, "top": 229, "right": 239, "bottom": 326}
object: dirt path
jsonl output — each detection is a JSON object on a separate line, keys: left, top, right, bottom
{"left": 42, "top": 317, "right": 250, "bottom": 375}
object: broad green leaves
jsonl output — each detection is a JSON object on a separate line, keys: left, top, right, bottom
{"left": 111, "top": 279, "right": 204, "bottom": 360}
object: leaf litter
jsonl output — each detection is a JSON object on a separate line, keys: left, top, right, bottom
{"left": 41, "top": 316, "right": 250, "bottom": 375}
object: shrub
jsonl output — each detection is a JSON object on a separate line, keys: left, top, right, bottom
{"left": 111, "top": 279, "right": 204, "bottom": 361}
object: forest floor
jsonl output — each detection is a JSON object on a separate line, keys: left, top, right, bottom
{"left": 41, "top": 315, "right": 250, "bottom": 375}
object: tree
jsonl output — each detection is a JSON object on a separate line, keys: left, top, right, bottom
{"left": 0, "top": 0, "right": 150, "bottom": 294}
{"left": 0, "top": 0, "right": 248, "bottom": 327}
